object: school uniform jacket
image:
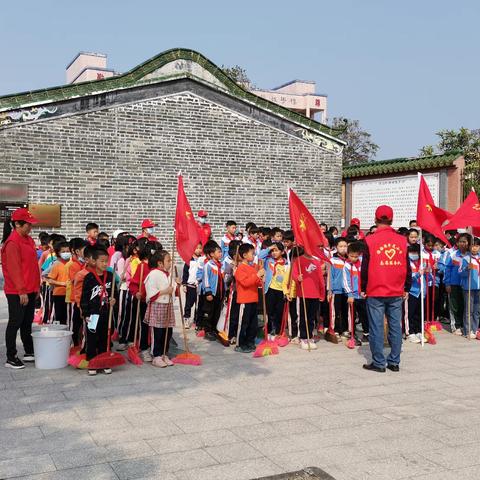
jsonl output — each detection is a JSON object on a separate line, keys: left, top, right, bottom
{"left": 459, "top": 254, "right": 480, "bottom": 291}
{"left": 200, "top": 259, "right": 224, "bottom": 297}
{"left": 343, "top": 260, "right": 362, "bottom": 299}
{"left": 444, "top": 249, "right": 466, "bottom": 287}
{"left": 330, "top": 255, "right": 347, "bottom": 295}
{"left": 258, "top": 248, "right": 287, "bottom": 293}
{"left": 80, "top": 270, "right": 115, "bottom": 318}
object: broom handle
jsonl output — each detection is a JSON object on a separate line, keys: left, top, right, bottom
{"left": 163, "top": 233, "right": 176, "bottom": 359}
{"left": 468, "top": 254, "right": 472, "bottom": 339}
{"left": 258, "top": 260, "right": 269, "bottom": 338}
{"left": 133, "top": 263, "right": 145, "bottom": 347}
{"left": 295, "top": 246, "right": 311, "bottom": 351}
{"left": 106, "top": 269, "right": 116, "bottom": 354}
{"left": 175, "top": 265, "right": 190, "bottom": 353}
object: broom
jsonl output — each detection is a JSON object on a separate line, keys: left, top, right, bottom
{"left": 346, "top": 301, "right": 356, "bottom": 349}
{"left": 172, "top": 262, "right": 202, "bottom": 366}
{"left": 324, "top": 255, "right": 338, "bottom": 344}
{"left": 275, "top": 301, "right": 289, "bottom": 347}
{"left": 253, "top": 261, "right": 279, "bottom": 358}
{"left": 88, "top": 271, "right": 126, "bottom": 370}
{"left": 127, "top": 263, "right": 145, "bottom": 365}
{"left": 217, "top": 244, "right": 240, "bottom": 346}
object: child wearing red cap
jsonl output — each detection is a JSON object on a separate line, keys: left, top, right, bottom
{"left": 197, "top": 211, "right": 211, "bottom": 246}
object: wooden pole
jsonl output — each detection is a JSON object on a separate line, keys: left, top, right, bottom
{"left": 295, "top": 246, "right": 311, "bottom": 351}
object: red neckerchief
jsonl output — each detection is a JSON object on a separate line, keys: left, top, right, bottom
{"left": 226, "top": 233, "right": 235, "bottom": 241}
{"left": 72, "top": 257, "right": 82, "bottom": 268}
{"left": 214, "top": 259, "right": 224, "bottom": 295}
{"left": 88, "top": 267, "right": 108, "bottom": 303}
{"left": 471, "top": 256, "right": 480, "bottom": 269}
{"left": 272, "top": 258, "right": 286, "bottom": 277}
{"left": 411, "top": 259, "right": 420, "bottom": 273}
{"left": 347, "top": 260, "right": 360, "bottom": 292}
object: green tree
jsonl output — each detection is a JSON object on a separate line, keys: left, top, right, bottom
{"left": 420, "top": 128, "right": 480, "bottom": 197}
{"left": 221, "top": 65, "right": 253, "bottom": 88}
{"left": 330, "top": 117, "right": 379, "bottom": 166}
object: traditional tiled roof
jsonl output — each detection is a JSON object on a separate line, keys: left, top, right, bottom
{"left": 0, "top": 48, "right": 345, "bottom": 143}
{"left": 343, "top": 151, "right": 463, "bottom": 178}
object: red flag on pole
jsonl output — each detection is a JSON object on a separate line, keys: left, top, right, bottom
{"left": 288, "top": 188, "right": 330, "bottom": 262}
{"left": 444, "top": 189, "right": 480, "bottom": 230}
{"left": 175, "top": 174, "right": 201, "bottom": 263}
{"left": 416, "top": 174, "right": 451, "bottom": 245}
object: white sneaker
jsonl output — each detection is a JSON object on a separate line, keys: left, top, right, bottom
{"left": 184, "top": 318, "right": 191, "bottom": 329}
{"left": 290, "top": 336, "right": 300, "bottom": 345}
{"left": 308, "top": 339, "right": 318, "bottom": 350}
{"left": 116, "top": 343, "right": 128, "bottom": 351}
{"left": 88, "top": 369, "right": 97, "bottom": 376}
{"left": 152, "top": 356, "right": 167, "bottom": 368}
{"left": 469, "top": 332, "right": 477, "bottom": 339}
{"left": 341, "top": 331, "right": 350, "bottom": 338}
{"left": 23, "top": 354, "right": 35, "bottom": 363}
{"left": 300, "top": 340, "right": 310, "bottom": 350}
{"left": 454, "top": 328, "right": 463, "bottom": 336}
{"left": 140, "top": 350, "right": 153, "bottom": 362}
{"left": 102, "top": 368, "right": 112, "bottom": 374}
{"left": 408, "top": 334, "right": 421, "bottom": 344}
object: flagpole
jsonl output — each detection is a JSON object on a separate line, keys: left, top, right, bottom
{"left": 420, "top": 229, "right": 425, "bottom": 347}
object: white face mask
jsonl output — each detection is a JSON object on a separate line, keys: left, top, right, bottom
{"left": 78, "top": 256, "right": 86, "bottom": 264}
{"left": 198, "top": 217, "right": 207, "bottom": 224}
{"left": 409, "top": 254, "right": 419, "bottom": 261}
{"left": 146, "top": 228, "right": 154, "bottom": 235}
{"left": 60, "top": 252, "right": 71, "bottom": 261}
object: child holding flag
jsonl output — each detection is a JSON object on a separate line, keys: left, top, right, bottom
{"left": 459, "top": 237, "right": 480, "bottom": 338}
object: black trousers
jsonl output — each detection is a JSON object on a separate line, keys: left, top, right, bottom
{"left": 408, "top": 294, "right": 421, "bottom": 334}
{"left": 299, "top": 298, "right": 319, "bottom": 340}
{"left": 41, "top": 284, "right": 53, "bottom": 323}
{"left": 184, "top": 285, "right": 197, "bottom": 319}
{"left": 355, "top": 298, "right": 369, "bottom": 334}
{"left": 153, "top": 327, "right": 172, "bottom": 356}
{"left": 265, "top": 288, "right": 284, "bottom": 335}
{"left": 202, "top": 292, "right": 223, "bottom": 334}
{"left": 72, "top": 304, "right": 83, "bottom": 346}
{"left": 119, "top": 291, "right": 134, "bottom": 344}
{"left": 228, "top": 290, "right": 240, "bottom": 339}
{"left": 289, "top": 299, "right": 298, "bottom": 337}
{"left": 85, "top": 311, "right": 108, "bottom": 361}
{"left": 52, "top": 295, "right": 67, "bottom": 324}
{"left": 6, "top": 293, "right": 36, "bottom": 360}
{"left": 239, "top": 302, "right": 258, "bottom": 348}
{"left": 334, "top": 293, "right": 348, "bottom": 333}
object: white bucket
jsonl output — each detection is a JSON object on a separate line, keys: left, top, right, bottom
{"left": 31, "top": 328, "right": 72, "bottom": 369}
{"left": 32, "top": 322, "right": 68, "bottom": 332}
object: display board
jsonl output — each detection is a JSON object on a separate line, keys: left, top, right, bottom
{"left": 351, "top": 173, "right": 439, "bottom": 228}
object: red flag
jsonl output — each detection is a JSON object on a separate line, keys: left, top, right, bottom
{"left": 175, "top": 174, "right": 201, "bottom": 263}
{"left": 444, "top": 190, "right": 480, "bottom": 230}
{"left": 416, "top": 174, "right": 451, "bottom": 245}
{"left": 288, "top": 188, "right": 330, "bottom": 262}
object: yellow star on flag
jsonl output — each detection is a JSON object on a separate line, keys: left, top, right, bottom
{"left": 425, "top": 204, "right": 433, "bottom": 212}
{"left": 299, "top": 213, "right": 307, "bottom": 231}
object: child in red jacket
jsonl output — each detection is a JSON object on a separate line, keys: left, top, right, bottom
{"left": 234, "top": 244, "right": 265, "bottom": 353}
{"left": 292, "top": 247, "right": 325, "bottom": 350}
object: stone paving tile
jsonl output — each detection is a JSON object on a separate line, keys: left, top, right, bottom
{"left": 231, "top": 418, "right": 320, "bottom": 441}
{"left": 50, "top": 440, "right": 155, "bottom": 470}
{"left": 146, "top": 429, "right": 241, "bottom": 455}
{"left": 14, "top": 464, "right": 120, "bottom": 480}
{"left": 173, "top": 412, "right": 262, "bottom": 433}
{"left": 205, "top": 441, "right": 264, "bottom": 463}
{"left": 176, "top": 457, "right": 284, "bottom": 480}
{"left": 420, "top": 442, "right": 480, "bottom": 469}
{"left": 0, "top": 454, "right": 56, "bottom": 479}
{"left": 110, "top": 448, "right": 217, "bottom": 479}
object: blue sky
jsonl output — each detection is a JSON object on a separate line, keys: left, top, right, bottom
{"left": 1, "top": 0, "right": 478, "bottom": 159}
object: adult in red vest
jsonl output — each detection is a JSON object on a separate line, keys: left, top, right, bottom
{"left": 360, "top": 205, "right": 411, "bottom": 373}
{"left": 1, "top": 208, "right": 41, "bottom": 369}
{"left": 138, "top": 219, "right": 158, "bottom": 242}
{"left": 197, "top": 210, "right": 212, "bottom": 246}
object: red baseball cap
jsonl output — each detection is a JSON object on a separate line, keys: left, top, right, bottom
{"left": 375, "top": 205, "right": 394, "bottom": 221}
{"left": 350, "top": 218, "right": 360, "bottom": 226}
{"left": 11, "top": 208, "right": 38, "bottom": 224}
{"left": 198, "top": 210, "right": 208, "bottom": 218}
{"left": 141, "top": 219, "right": 156, "bottom": 229}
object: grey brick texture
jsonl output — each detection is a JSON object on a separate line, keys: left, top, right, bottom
{"left": 1, "top": 92, "right": 342, "bottom": 243}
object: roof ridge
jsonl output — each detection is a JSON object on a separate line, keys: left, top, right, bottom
{"left": 0, "top": 48, "right": 345, "bottom": 142}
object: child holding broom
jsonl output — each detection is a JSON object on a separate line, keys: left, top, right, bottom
{"left": 329, "top": 237, "right": 348, "bottom": 336}
{"left": 80, "top": 248, "right": 117, "bottom": 376}
{"left": 234, "top": 243, "right": 265, "bottom": 353}
{"left": 292, "top": 246, "right": 325, "bottom": 350}
{"left": 144, "top": 250, "right": 178, "bottom": 368}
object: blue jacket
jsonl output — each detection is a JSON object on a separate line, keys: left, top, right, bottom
{"left": 343, "top": 261, "right": 361, "bottom": 299}
{"left": 444, "top": 249, "right": 467, "bottom": 287}
{"left": 330, "top": 255, "right": 346, "bottom": 295}
{"left": 200, "top": 259, "right": 224, "bottom": 296}
{"left": 408, "top": 259, "right": 428, "bottom": 298}
{"left": 421, "top": 248, "right": 441, "bottom": 287}
{"left": 220, "top": 234, "right": 235, "bottom": 261}
{"left": 258, "top": 248, "right": 287, "bottom": 293}
{"left": 460, "top": 254, "right": 480, "bottom": 291}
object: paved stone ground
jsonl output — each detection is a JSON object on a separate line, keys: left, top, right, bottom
{"left": 0, "top": 294, "right": 479, "bottom": 480}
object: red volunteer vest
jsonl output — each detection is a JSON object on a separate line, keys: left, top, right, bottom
{"left": 1, "top": 230, "right": 41, "bottom": 295}
{"left": 365, "top": 226, "right": 408, "bottom": 297}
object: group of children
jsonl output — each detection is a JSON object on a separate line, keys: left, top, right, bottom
{"left": 35, "top": 217, "right": 480, "bottom": 374}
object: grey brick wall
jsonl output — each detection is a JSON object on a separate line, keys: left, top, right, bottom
{"left": 1, "top": 92, "right": 342, "bottom": 244}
